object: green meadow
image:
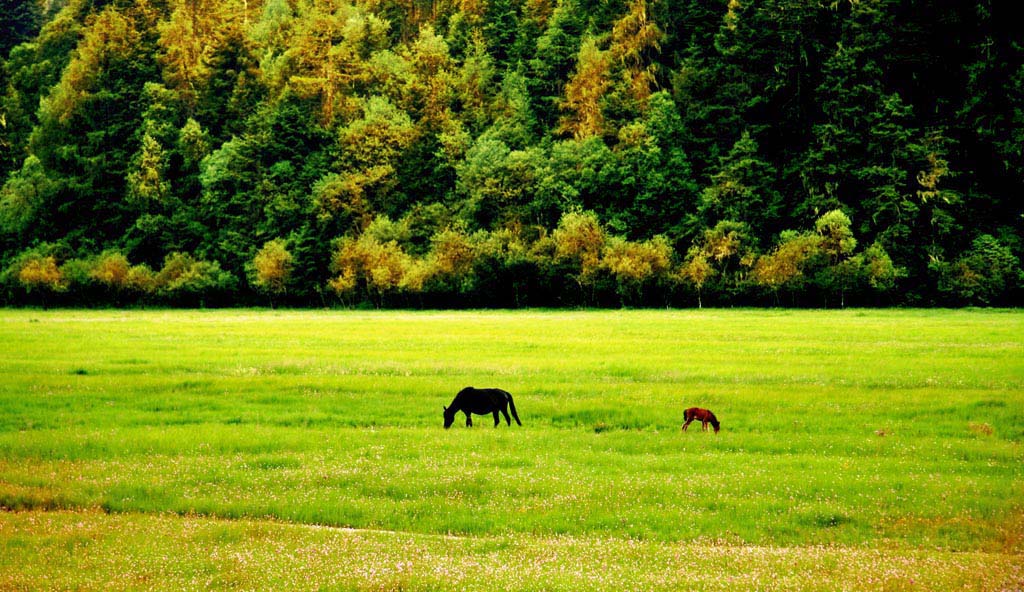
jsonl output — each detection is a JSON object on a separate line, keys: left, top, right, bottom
{"left": 1, "top": 309, "right": 1022, "bottom": 590}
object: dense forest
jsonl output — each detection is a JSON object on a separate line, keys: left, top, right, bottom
{"left": 0, "top": 0, "right": 1021, "bottom": 307}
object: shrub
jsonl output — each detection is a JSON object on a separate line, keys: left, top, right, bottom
{"left": 155, "top": 252, "right": 236, "bottom": 306}
{"left": 935, "top": 235, "right": 1022, "bottom": 306}
{"left": 249, "top": 239, "right": 294, "bottom": 304}
{"left": 328, "top": 235, "right": 418, "bottom": 306}
{"left": 17, "top": 255, "right": 67, "bottom": 295}
{"left": 601, "top": 235, "right": 674, "bottom": 305}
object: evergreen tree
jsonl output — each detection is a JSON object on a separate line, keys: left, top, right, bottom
{"left": 526, "top": 0, "right": 585, "bottom": 128}
{"left": 0, "top": 1, "right": 84, "bottom": 179}
{"left": 0, "top": 0, "right": 42, "bottom": 58}
{"left": 699, "top": 131, "right": 781, "bottom": 242}
{"left": 24, "top": 4, "right": 160, "bottom": 252}
{"left": 481, "top": 0, "right": 521, "bottom": 69}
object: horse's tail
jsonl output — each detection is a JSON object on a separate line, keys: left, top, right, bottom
{"left": 507, "top": 392, "right": 522, "bottom": 426}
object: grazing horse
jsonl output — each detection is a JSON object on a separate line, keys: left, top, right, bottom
{"left": 681, "top": 407, "right": 720, "bottom": 433}
{"left": 444, "top": 387, "right": 521, "bottom": 429}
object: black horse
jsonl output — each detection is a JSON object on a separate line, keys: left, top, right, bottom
{"left": 444, "top": 387, "right": 522, "bottom": 429}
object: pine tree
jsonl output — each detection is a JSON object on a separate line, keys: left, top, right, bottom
{"left": 699, "top": 131, "right": 781, "bottom": 241}
{"left": 0, "top": 0, "right": 42, "bottom": 58}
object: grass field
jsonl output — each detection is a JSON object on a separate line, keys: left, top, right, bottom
{"left": 0, "top": 309, "right": 1022, "bottom": 590}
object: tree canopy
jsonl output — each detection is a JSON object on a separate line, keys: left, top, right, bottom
{"left": 0, "top": 0, "right": 1020, "bottom": 307}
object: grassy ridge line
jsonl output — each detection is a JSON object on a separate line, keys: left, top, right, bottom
{"left": 1, "top": 510, "right": 1021, "bottom": 592}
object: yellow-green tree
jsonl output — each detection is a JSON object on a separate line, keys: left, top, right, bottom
{"left": 285, "top": 1, "right": 388, "bottom": 126}
{"left": 154, "top": 252, "right": 234, "bottom": 305}
{"left": 401, "top": 25, "right": 457, "bottom": 129}
{"left": 601, "top": 235, "right": 673, "bottom": 305}
{"left": 425, "top": 227, "right": 477, "bottom": 293}
{"left": 88, "top": 251, "right": 156, "bottom": 302}
{"left": 249, "top": 238, "right": 293, "bottom": 306}
{"left": 158, "top": 0, "right": 219, "bottom": 107}
{"left": 861, "top": 242, "right": 899, "bottom": 293}
{"left": 431, "top": 227, "right": 475, "bottom": 275}
{"left": 752, "top": 231, "right": 822, "bottom": 304}
{"left": 328, "top": 96, "right": 419, "bottom": 227}
{"left": 551, "top": 210, "right": 606, "bottom": 300}
{"left": 0, "top": 155, "right": 54, "bottom": 239}
{"left": 37, "top": 7, "right": 139, "bottom": 126}
{"left": 17, "top": 255, "right": 66, "bottom": 294}
{"left": 678, "top": 247, "right": 714, "bottom": 308}
{"left": 558, "top": 35, "right": 612, "bottom": 139}
{"left": 453, "top": 33, "right": 497, "bottom": 132}
{"left": 608, "top": 0, "right": 661, "bottom": 108}
{"left": 329, "top": 233, "right": 419, "bottom": 306}
{"left": 814, "top": 209, "right": 857, "bottom": 264}
{"left": 126, "top": 134, "right": 170, "bottom": 208}
{"left": 90, "top": 251, "right": 132, "bottom": 289}
{"left": 811, "top": 210, "right": 858, "bottom": 306}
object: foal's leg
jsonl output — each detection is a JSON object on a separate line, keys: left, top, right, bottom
{"left": 500, "top": 404, "right": 512, "bottom": 426}
{"left": 492, "top": 410, "right": 501, "bottom": 427}
{"left": 682, "top": 418, "right": 692, "bottom": 431}
{"left": 465, "top": 412, "right": 473, "bottom": 427}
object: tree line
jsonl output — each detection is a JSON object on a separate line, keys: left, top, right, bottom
{"left": 0, "top": 0, "right": 1021, "bottom": 307}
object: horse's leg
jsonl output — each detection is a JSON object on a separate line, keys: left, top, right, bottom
{"left": 702, "top": 420, "right": 708, "bottom": 431}
{"left": 465, "top": 412, "right": 473, "bottom": 427}
{"left": 682, "top": 418, "right": 692, "bottom": 431}
{"left": 500, "top": 405, "right": 512, "bottom": 426}
{"left": 492, "top": 410, "right": 501, "bottom": 427}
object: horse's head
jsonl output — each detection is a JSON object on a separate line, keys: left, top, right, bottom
{"left": 711, "top": 419, "right": 720, "bottom": 433}
{"left": 443, "top": 405, "right": 456, "bottom": 429}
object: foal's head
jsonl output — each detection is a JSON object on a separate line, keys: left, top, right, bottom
{"left": 709, "top": 416, "right": 721, "bottom": 433}
{"left": 443, "top": 405, "right": 456, "bottom": 429}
